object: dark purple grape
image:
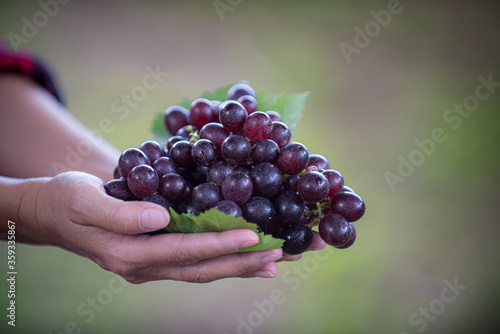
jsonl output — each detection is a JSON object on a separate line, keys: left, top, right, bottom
{"left": 139, "top": 140, "right": 166, "bottom": 164}
{"left": 322, "top": 169, "right": 344, "bottom": 197}
{"left": 127, "top": 165, "right": 159, "bottom": 198}
{"left": 251, "top": 139, "right": 280, "bottom": 164}
{"left": 191, "top": 139, "right": 217, "bottom": 166}
{"left": 336, "top": 223, "right": 356, "bottom": 249}
{"left": 214, "top": 200, "right": 242, "bottom": 217}
{"left": 241, "top": 196, "right": 276, "bottom": 227}
{"left": 211, "top": 100, "right": 222, "bottom": 120}
{"left": 340, "top": 185, "right": 356, "bottom": 194}
{"left": 319, "top": 213, "right": 352, "bottom": 247}
{"left": 278, "top": 142, "right": 309, "bottom": 175}
{"left": 166, "top": 135, "right": 185, "bottom": 151}
{"left": 176, "top": 125, "right": 198, "bottom": 140}
{"left": 221, "top": 171, "right": 253, "bottom": 205}
{"left": 158, "top": 173, "right": 186, "bottom": 201}
{"left": 268, "top": 121, "right": 291, "bottom": 148}
{"left": 279, "top": 224, "right": 313, "bottom": 255}
{"left": 285, "top": 175, "right": 300, "bottom": 191}
{"left": 177, "top": 181, "right": 193, "bottom": 203}
{"left": 169, "top": 140, "right": 195, "bottom": 168}
{"left": 145, "top": 194, "right": 170, "bottom": 210}
{"left": 250, "top": 163, "right": 283, "bottom": 198}
{"left": 219, "top": 100, "right": 248, "bottom": 132}
{"left": 274, "top": 190, "right": 305, "bottom": 226}
{"left": 297, "top": 171, "right": 329, "bottom": 203}
{"left": 164, "top": 106, "right": 190, "bottom": 135}
{"left": 175, "top": 200, "right": 201, "bottom": 216}
{"left": 199, "top": 122, "right": 230, "bottom": 152}
{"left": 237, "top": 95, "right": 258, "bottom": 114}
{"left": 221, "top": 135, "right": 251, "bottom": 165}
{"left": 190, "top": 98, "right": 216, "bottom": 129}
{"left": 104, "top": 178, "right": 137, "bottom": 201}
{"left": 234, "top": 162, "right": 253, "bottom": 173}
{"left": 207, "top": 161, "right": 234, "bottom": 186}
{"left": 180, "top": 165, "right": 207, "bottom": 186}
{"left": 113, "top": 166, "right": 121, "bottom": 179}
{"left": 118, "top": 148, "right": 150, "bottom": 178}
{"left": 330, "top": 192, "right": 365, "bottom": 222}
{"left": 152, "top": 156, "right": 178, "bottom": 177}
{"left": 227, "top": 83, "right": 256, "bottom": 100}
{"left": 266, "top": 110, "right": 281, "bottom": 122}
{"left": 307, "top": 154, "right": 331, "bottom": 170}
{"left": 243, "top": 111, "right": 273, "bottom": 142}
{"left": 266, "top": 217, "right": 282, "bottom": 238}
{"left": 191, "top": 183, "right": 221, "bottom": 211}
{"left": 197, "top": 164, "right": 210, "bottom": 175}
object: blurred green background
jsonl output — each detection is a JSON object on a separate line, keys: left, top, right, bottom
{"left": 1, "top": 0, "right": 499, "bottom": 333}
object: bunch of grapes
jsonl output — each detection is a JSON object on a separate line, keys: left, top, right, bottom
{"left": 104, "top": 83, "right": 365, "bottom": 255}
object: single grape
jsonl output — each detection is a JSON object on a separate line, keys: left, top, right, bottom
{"left": 211, "top": 100, "right": 222, "bottom": 120}
{"left": 250, "top": 162, "right": 283, "bottom": 198}
{"left": 243, "top": 111, "right": 273, "bottom": 142}
{"left": 191, "top": 139, "right": 217, "bottom": 166}
{"left": 139, "top": 140, "right": 166, "bottom": 163}
{"left": 180, "top": 165, "right": 207, "bottom": 186}
{"left": 197, "top": 164, "right": 210, "bottom": 175}
{"left": 297, "top": 171, "right": 330, "bottom": 203}
{"left": 219, "top": 100, "right": 248, "bottom": 132}
{"left": 322, "top": 169, "right": 344, "bottom": 197}
{"left": 127, "top": 165, "right": 159, "bottom": 198}
{"left": 237, "top": 95, "right": 258, "bottom": 114}
{"left": 152, "top": 156, "right": 178, "bottom": 178}
{"left": 265, "top": 110, "right": 281, "bottom": 122}
{"left": 175, "top": 200, "right": 201, "bottom": 216}
{"left": 214, "top": 200, "right": 242, "bottom": 217}
{"left": 166, "top": 135, "right": 185, "bottom": 151}
{"left": 207, "top": 161, "right": 234, "bottom": 186}
{"left": 221, "top": 135, "right": 251, "bottom": 165}
{"left": 118, "top": 148, "right": 150, "bottom": 178}
{"left": 265, "top": 217, "right": 282, "bottom": 238}
{"left": 158, "top": 173, "right": 186, "bottom": 202}
{"left": 177, "top": 181, "right": 193, "bottom": 203}
{"left": 221, "top": 171, "right": 253, "bottom": 205}
{"left": 176, "top": 125, "right": 198, "bottom": 140}
{"left": 191, "top": 183, "right": 221, "bottom": 211}
{"left": 251, "top": 139, "right": 280, "bottom": 164}
{"left": 278, "top": 142, "right": 309, "bottom": 175}
{"left": 164, "top": 106, "right": 190, "bottom": 135}
{"left": 268, "top": 121, "right": 291, "bottom": 148}
{"left": 199, "top": 122, "right": 230, "bottom": 152}
{"left": 340, "top": 185, "right": 356, "bottom": 194}
{"left": 113, "top": 166, "right": 121, "bottom": 179}
{"left": 336, "top": 223, "right": 356, "bottom": 249}
{"left": 319, "top": 213, "right": 352, "bottom": 247}
{"left": 285, "top": 175, "right": 300, "bottom": 191}
{"left": 274, "top": 190, "right": 305, "bottom": 226}
{"left": 279, "top": 224, "right": 313, "bottom": 255}
{"left": 145, "top": 194, "right": 170, "bottom": 211}
{"left": 307, "top": 154, "right": 331, "bottom": 170}
{"left": 227, "top": 83, "right": 256, "bottom": 100}
{"left": 104, "top": 178, "right": 137, "bottom": 201}
{"left": 330, "top": 192, "right": 365, "bottom": 222}
{"left": 241, "top": 196, "right": 276, "bottom": 227}
{"left": 169, "top": 140, "right": 195, "bottom": 168}
{"left": 234, "top": 162, "right": 253, "bottom": 173}
{"left": 190, "top": 98, "right": 216, "bottom": 129}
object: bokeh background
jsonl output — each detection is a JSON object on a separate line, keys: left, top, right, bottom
{"left": 1, "top": 0, "right": 499, "bottom": 333}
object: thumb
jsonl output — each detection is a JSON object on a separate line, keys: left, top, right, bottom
{"left": 74, "top": 187, "right": 170, "bottom": 235}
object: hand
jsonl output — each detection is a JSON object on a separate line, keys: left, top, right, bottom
{"left": 18, "top": 171, "right": 286, "bottom": 283}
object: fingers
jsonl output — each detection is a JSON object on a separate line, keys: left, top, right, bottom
{"left": 124, "top": 248, "right": 283, "bottom": 283}
{"left": 308, "top": 231, "right": 326, "bottom": 251}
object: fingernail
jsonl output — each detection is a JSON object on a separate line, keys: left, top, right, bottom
{"left": 261, "top": 250, "right": 282, "bottom": 265}
{"left": 255, "top": 270, "right": 276, "bottom": 278}
{"left": 140, "top": 209, "right": 167, "bottom": 231}
{"left": 239, "top": 233, "right": 260, "bottom": 249}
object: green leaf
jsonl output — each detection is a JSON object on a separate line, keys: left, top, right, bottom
{"left": 165, "top": 208, "right": 284, "bottom": 252}
{"left": 151, "top": 82, "right": 309, "bottom": 142}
